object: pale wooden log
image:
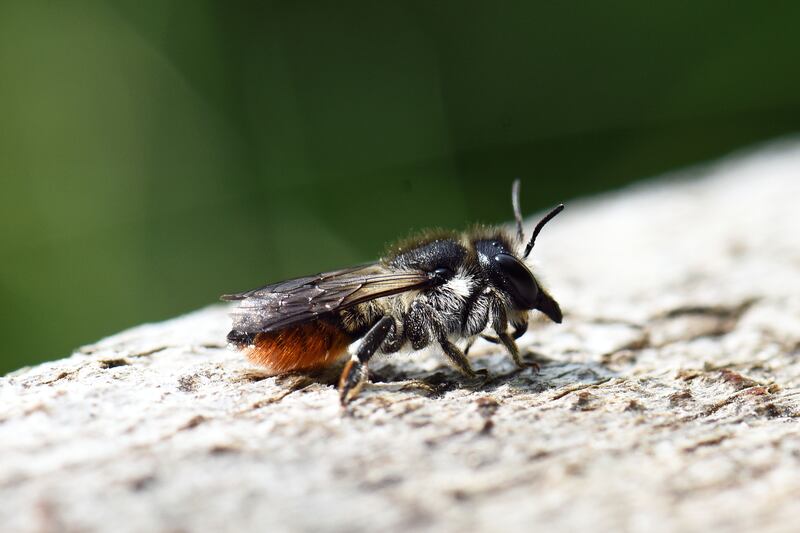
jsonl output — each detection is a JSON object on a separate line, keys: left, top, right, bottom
{"left": 2, "top": 140, "right": 800, "bottom": 533}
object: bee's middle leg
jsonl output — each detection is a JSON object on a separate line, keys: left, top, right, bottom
{"left": 438, "top": 335, "right": 487, "bottom": 380}
{"left": 338, "top": 316, "right": 394, "bottom": 405}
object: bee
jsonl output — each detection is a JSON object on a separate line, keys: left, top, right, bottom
{"left": 222, "top": 180, "right": 564, "bottom": 405}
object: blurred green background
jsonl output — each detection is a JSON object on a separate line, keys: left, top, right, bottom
{"left": 2, "top": 1, "right": 800, "bottom": 374}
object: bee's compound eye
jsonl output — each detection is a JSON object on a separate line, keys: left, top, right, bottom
{"left": 492, "top": 254, "right": 538, "bottom": 309}
{"left": 433, "top": 267, "right": 454, "bottom": 280}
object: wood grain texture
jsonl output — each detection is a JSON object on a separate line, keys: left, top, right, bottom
{"left": 2, "top": 140, "right": 800, "bottom": 533}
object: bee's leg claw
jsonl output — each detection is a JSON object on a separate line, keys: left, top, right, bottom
{"left": 462, "top": 367, "right": 490, "bottom": 389}
{"left": 519, "top": 350, "right": 545, "bottom": 373}
{"left": 507, "top": 350, "right": 540, "bottom": 372}
{"left": 338, "top": 359, "right": 369, "bottom": 406}
{"left": 522, "top": 360, "right": 541, "bottom": 374}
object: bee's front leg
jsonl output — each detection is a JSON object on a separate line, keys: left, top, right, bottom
{"left": 489, "top": 302, "right": 538, "bottom": 372}
{"left": 338, "top": 316, "right": 394, "bottom": 405}
{"left": 479, "top": 319, "right": 528, "bottom": 345}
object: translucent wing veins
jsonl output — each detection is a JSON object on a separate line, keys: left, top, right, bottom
{"left": 222, "top": 263, "right": 436, "bottom": 334}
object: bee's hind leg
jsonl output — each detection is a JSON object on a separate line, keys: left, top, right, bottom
{"left": 338, "top": 316, "right": 394, "bottom": 405}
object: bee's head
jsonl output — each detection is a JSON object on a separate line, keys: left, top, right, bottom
{"left": 476, "top": 239, "right": 562, "bottom": 323}
{"left": 475, "top": 185, "right": 565, "bottom": 323}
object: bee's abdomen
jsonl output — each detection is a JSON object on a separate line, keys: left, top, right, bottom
{"left": 236, "top": 320, "right": 353, "bottom": 374}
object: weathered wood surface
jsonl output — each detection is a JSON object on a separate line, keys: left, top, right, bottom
{"left": 2, "top": 141, "right": 800, "bottom": 533}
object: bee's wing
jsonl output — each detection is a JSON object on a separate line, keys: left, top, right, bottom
{"left": 221, "top": 263, "right": 435, "bottom": 334}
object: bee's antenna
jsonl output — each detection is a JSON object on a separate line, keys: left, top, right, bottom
{"left": 512, "top": 179, "right": 524, "bottom": 242}
{"left": 523, "top": 203, "right": 565, "bottom": 259}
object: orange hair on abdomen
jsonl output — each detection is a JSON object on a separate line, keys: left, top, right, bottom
{"left": 246, "top": 320, "right": 353, "bottom": 374}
